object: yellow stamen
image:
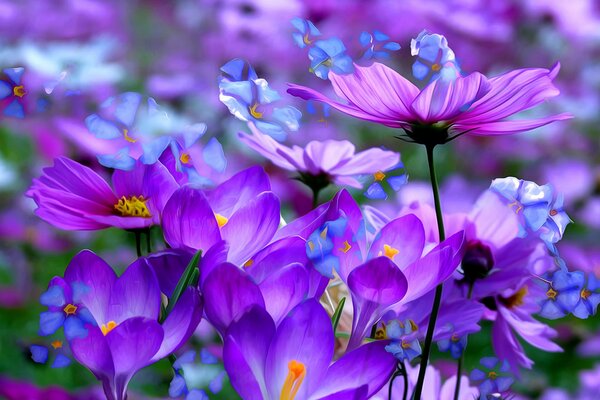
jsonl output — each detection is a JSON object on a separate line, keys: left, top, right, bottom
{"left": 549, "top": 209, "right": 558, "bottom": 217}
{"left": 280, "top": 360, "right": 306, "bottom": 400}
{"left": 401, "top": 340, "right": 411, "bottom": 349}
{"left": 114, "top": 196, "right": 151, "bottom": 218}
{"left": 307, "top": 241, "right": 315, "bottom": 252}
{"left": 249, "top": 103, "right": 263, "bottom": 119}
{"left": 546, "top": 287, "right": 558, "bottom": 300}
{"left": 123, "top": 128, "right": 136, "bottom": 143}
{"left": 303, "top": 34, "right": 312, "bottom": 45}
{"left": 382, "top": 244, "right": 399, "bottom": 261}
{"left": 180, "top": 152, "right": 191, "bottom": 165}
{"left": 488, "top": 371, "right": 497, "bottom": 379}
{"left": 451, "top": 333, "right": 460, "bottom": 342}
{"left": 101, "top": 321, "right": 118, "bottom": 336}
{"left": 320, "top": 226, "right": 328, "bottom": 239}
{"left": 51, "top": 340, "right": 63, "bottom": 350}
{"left": 339, "top": 240, "right": 352, "bottom": 254}
{"left": 13, "top": 85, "right": 26, "bottom": 98}
{"left": 63, "top": 304, "right": 78, "bottom": 315}
{"left": 431, "top": 63, "right": 441, "bottom": 72}
{"left": 243, "top": 259, "right": 254, "bottom": 268}
{"left": 508, "top": 200, "right": 523, "bottom": 214}
{"left": 581, "top": 288, "right": 592, "bottom": 300}
{"left": 215, "top": 213, "right": 229, "bottom": 228}
{"left": 374, "top": 171, "right": 386, "bottom": 181}
{"left": 408, "top": 320, "right": 418, "bottom": 331}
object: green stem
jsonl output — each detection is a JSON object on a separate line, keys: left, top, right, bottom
{"left": 412, "top": 144, "right": 446, "bottom": 400}
{"left": 453, "top": 283, "right": 474, "bottom": 400}
{"left": 145, "top": 228, "right": 152, "bottom": 253}
{"left": 134, "top": 231, "right": 142, "bottom": 257}
{"left": 312, "top": 187, "right": 321, "bottom": 209}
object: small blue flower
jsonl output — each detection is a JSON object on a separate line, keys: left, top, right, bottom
{"left": 490, "top": 177, "right": 571, "bottom": 244}
{"left": 309, "top": 38, "right": 354, "bottom": 80}
{"left": 383, "top": 319, "right": 421, "bottom": 362}
{"left": 363, "top": 162, "right": 407, "bottom": 200}
{"left": 169, "top": 350, "right": 227, "bottom": 399}
{"left": 359, "top": 31, "right": 401, "bottom": 61}
{"left": 30, "top": 340, "right": 72, "bottom": 369}
{"left": 291, "top": 18, "right": 321, "bottom": 48}
{"left": 537, "top": 270, "right": 584, "bottom": 319}
{"left": 572, "top": 273, "right": 600, "bottom": 319}
{"left": 410, "top": 30, "right": 461, "bottom": 82}
{"left": 306, "top": 100, "right": 330, "bottom": 123}
{"left": 0, "top": 67, "right": 27, "bottom": 118}
{"left": 39, "top": 278, "right": 94, "bottom": 340}
{"left": 437, "top": 331, "right": 467, "bottom": 360}
{"left": 470, "top": 357, "right": 514, "bottom": 397}
{"left": 219, "top": 59, "right": 301, "bottom": 141}
{"left": 306, "top": 217, "right": 348, "bottom": 278}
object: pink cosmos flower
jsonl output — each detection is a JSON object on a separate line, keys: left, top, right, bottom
{"left": 288, "top": 62, "right": 571, "bottom": 143}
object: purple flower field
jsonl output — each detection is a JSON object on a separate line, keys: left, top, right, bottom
{"left": 0, "top": 1, "right": 599, "bottom": 399}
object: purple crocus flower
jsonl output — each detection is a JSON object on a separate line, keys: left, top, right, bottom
{"left": 239, "top": 123, "right": 400, "bottom": 188}
{"left": 62, "top": 250, "right": 202, "bottom": 400}
{"left": 223, "top": 299, "right": 397, "bottom": 399}
{"left": 27, "top": 157, "right": 178, "bottom": 231}
{"left": 288, "top": 60, "right": 570, "bottom": 140}
{"left": 162, "top": 166, "right": 280, "bottom": 265}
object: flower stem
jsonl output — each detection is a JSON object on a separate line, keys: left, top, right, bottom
{"left": 453, "top": 283, "right": 474, "bottom": 400}
{"left": 134, "top": 230, "right": 142, "bottom": 257}
{"left": 312, "top": 187, "right": 321, "bottom": 208}
{"left": 412, "top": 144, "right": 446, "bottom": 400}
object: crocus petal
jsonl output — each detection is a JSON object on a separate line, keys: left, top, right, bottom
{"left": 162, "top": 186, "right": 221, "bottom": 252}
{"left": 347, "top": 257, "right": 408, "bottom": 350}
{"left": 206, "top": 166, "right": 271, "bottom": 216}
{"left": 411, "top": 72, "right": 489, "bottom": 123}
{"left": 221, "top": 192, "right": 280, "bottom": 265}
{"left": 310, "top": 341, "right": 396, "bottom": 399}
{"left": 145, "top": 250, "right": 192, "bottom": 297}
{"left": 202, "top": 263, "right": 265, "bottom": 334}
{"left": 258, "top": 263, "right": 309, "bottom": 326}
{"left": 265, "top": 299, "right": 334, "bottom": 399}
{"left": 224, "top": 306, "right": 275, "bottom": 400}
{"left": 151, "top": 287, "right": 203, "bottom": 362}
{"left": 106, "top": 317, "right": 164, "bottom": 400}
{"left": 368, "top": 214, "right": 426, "bottom": 270}
{"left": 69, "top": 326, "right": 116, "bottom": 398}
{"left": 64, "top": 250, "right": 117, "bottom": 324}
{"left": 108, "top": 259, "right": 161, "bottom": 323}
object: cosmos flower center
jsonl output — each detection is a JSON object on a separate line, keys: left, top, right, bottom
{"left": 546, "top": 287, "right": 558, "bottom": 300}
{"left": 215, "top": 213, "right": 229, "bottom": 228}
{"left": 123, "top": 128, "right": 137, "bottom": 143}
{"left": 13, "top": 85, "right": 26, "bottom": 97}
{"left": 280, "top": 360, "right": 306, "bottom": 400}
{"left": 502, "top": 286, "right": 528, "bottom": 309}
{"left": 63, "top": 303, "right": 78, "bottom": 315}
{"left": 249, "top": 103, "right": 263, "bottom": 119}
{"left": 381, "top": 244, "right": 400, "bottom": 261}
{"left": 101, "top": 321, "right": 118, "bottom": 336}
{"left": 581, "top": 288, "right": 592, "bottom": 300}
{"left": 114, "top": 196, "right": 151, "bottom": 218}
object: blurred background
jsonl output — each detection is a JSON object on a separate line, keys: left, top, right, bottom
{"left": 0, "top": 0, "right": 599, "bottom": 398}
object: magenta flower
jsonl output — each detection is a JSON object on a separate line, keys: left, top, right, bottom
{"left": 63, "top": 250, "right": 202, "bottom": 400}
{"left": 288, "top": 62, "right": 570, "bottom": 143}
{"left": 239, "top": 123, "right": 400, "bottom": 188}
{"left": 223, "top": 300, "right": 397, "bottom": 399}
{"left": 162, "top": 166, "right": 280, "bottom": 265}
{"left": 27, "top": 157, "right": 178, "bottom": 231}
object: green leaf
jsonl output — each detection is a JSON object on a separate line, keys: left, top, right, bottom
{"left": 331, "top": 296, "right": 346, "bottom": 333}
{"left": 163, "top": 250, "right": 201, "bottom": 321}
